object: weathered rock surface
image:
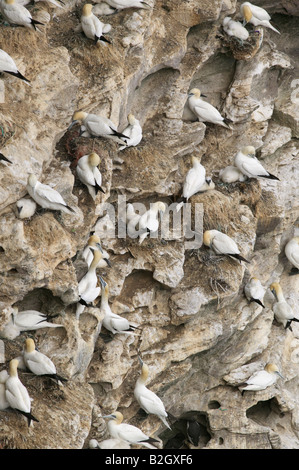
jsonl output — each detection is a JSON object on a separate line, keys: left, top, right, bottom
{"left": 0, "top": 0, "right": 299, "bottom": 450}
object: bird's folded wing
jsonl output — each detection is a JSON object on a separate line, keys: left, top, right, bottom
{"left": 36, "top": 183, "right": 67, "bottom": 205}
{"left": 241, "top": 158, "right": 268, "bottom": 176}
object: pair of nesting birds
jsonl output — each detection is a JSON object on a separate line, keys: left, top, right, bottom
{"left": 0, "top": 0, "right": 45, "bottom": 30}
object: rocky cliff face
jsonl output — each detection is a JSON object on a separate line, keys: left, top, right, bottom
{"left": 0, "top": 0, "right": 298, "bottom": 449}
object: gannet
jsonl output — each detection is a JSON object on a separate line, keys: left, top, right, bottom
{"left": 219, "top": 165, "right": 247, "bottom": 183}
{"left": 222, "top": 16, "right": 249, "bottom": 41}
{"left": 82, "top": 234, "right": 111, "bottom": 268}
{"left": 270, "top": 282, "right": 299, "bottom": 330}
{"left": 134, "top": 357, "right": 171, "bottom": 429}
{"left": 0, "top": 0, "right": 45, "bottom": 30}
{"left": 118, "top": 114, "right": 142, "bottom": 151}
{"left": 285, "top": 237, "right": 299, "bottom": 276}
{"left": 0, "top": 48, "right": 30, "bottom": 84}
{"left": 23, "top": 338, "right": 67, "bottom": 382}
{"left": 5, "top": 359, "right": 39, "bottom": 426}
{"left": 187, "top": 88, "right": 232, "bottom": 129}
{"left": 81, "top": 4, "right": 111, "bottom": 45}
{"left": 17, "top": 0, "right": 65, "bottom": 7}
{"left": 244, "top": 277, "right": 266, "bottom": 308}
{"left": 234, "top": 146, "right": 280, "bottom": 180}
{"left": 16, "top": 198, "right": 37, "bottom": 219}
{"left": 76, "top": 250, "right": 103, "bottom": 319}
{"left": 99, "top": 0, "right": 151, "bottom": 11}
{"left": 126, "top": 203, "right": 141, "bottom": 237}
{"left": 69, "top": 111, "right": 129, "bottom": 145}
{"left": 99, "top": 276, "right": 138, "bottom": 335}
{"left": 0, "top": 370, "right": 9, "bottom": 410}
{"left": 89, "top": 437, "right": 131, "bottom": 449}
{"left": 0, "top": 308, "right": 63, "bottom": 340}
{"left": 0, "top": 152, "right": 12, "bottom": 164}
{"left": 27, "top": 174, "right": 76, "bottom": 214}
{"left": 203, "top": 229, "right": 250, "bottom": 263}
{"left": 103, "top": 411, "right": 159, "bottom": 449}
{"left": 240, "top": 2, "right": 280, "bottom": 34}
{"left": 176, "top": 156, "right": 206, "bottom": 212}
{"left": 76, "top": 153, "right": 105, "bottom": 200}
{"left": 239, "top": 363, "right": 284, "bottom": 394}
{"left": 137, "top": 201, "right": 166, "bottom": 244}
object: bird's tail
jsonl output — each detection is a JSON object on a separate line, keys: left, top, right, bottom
{"left": 110, "top": 127, "right": 130, "bottom": 140}
{"left": 160, "top": 415, "right": 172, "bottom": 430}
{"left": 266, "top": 21, "right": 281, "bottom": 34}
{"left": 230, "top": 253, "right": 250, "bottom": 263}
{"left": 0, "top": 152, "right": 12, "bottom": 163}
{"left": 96, "top": 35, "right": 111, "bottom": 45}
{"left": 175, "top": 197, "right": 186, "bottom": 213}
{"left": 18, "top": 410, "right": 39, "bottom": 426}
{"left": 31, "top": 19, "right": 45, "bottom": 30}
{"left": 43, "top": 373, "right": 68, "bottom": 382}
{"left": 259, "top": 173, "right": 280, "bottom": 181}
{"left": 289, "top": 267, "right": 299, "bottom": 276}
{"left": 5, "top": 70, "right": 30, "bottom": 84}
{"left": 223, "top": 118, "right": 234, "bottom": 129}
{"left": 95, "top": 183, "right": 106, "bottom": 194}
{"left": 251, "top": 298, "right": 265, "bottom": 308}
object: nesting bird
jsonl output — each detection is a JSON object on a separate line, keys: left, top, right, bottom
{"left": 23, "top": 338, "right": 67, "bottom": 383}
{"left": 16, "top": 198, "right": 37, "bottom": 219}
{"left": 98, "top": 0, "right": 151, "bottom": 12}
{"left": 27, "top": 174, "right": 76, "bottom": 214}
{"left": 0, "top": 48, "right": 30, "bottom": 84}
{"left": 69, "top": 111, "right": 129, "bottom": 145}
{"left": 89, "top": 437, "right": 131, "bottom": 449}
{"left": 0, "top": 0, "right": 45, "bottom": 30}
{"left": 244, "top": 277, "right": 266, "bottom": 308}
{"left": 134, "top": 357, "right": 171, "bottom": 429}
{"left": 118, "top": 114, "right": 143, "bottom": 151}
{"left": 126, "top": 203, "right": 141, "bottom": 237}
{"left": 0, "top": 308, "right": 63, "bottom": 340}
{"left": 136, "top": 201, "right": 166, "bottom": 244}
{"left": 238, "top": 363, "right": 284, "bottom": 394}
{"left": 0, "top": 370, "right": 9, "bottom": 411}
{"left": 176, "top": 156, "right": 208, "bottom": 212}
{"left": 284, "top": 237, "right": 299, "bottom": 276}
{"left": 99, "top": 276, "right": 138, "bottom": 335}
{"left": 270, "top": 282, "right": 299, "bottom": 330}
{"left": 203, "top": 229, "right": 250, "bottom": 263}
{"left": 76, "top": 250, "right": 103, "bottom": 319}
{"left": 219, "top": 165, "right": 247, "bottom": 183}
{"left": 76, "top": 152, "right": 105, "bottom": 200}
{"left": 103, "top": 411, "right": 159, "bottom": 449}
{"left": 82, "top": 234, "right": 111, "bottom": 268}
{"left": 16, "top": 0, "right": 65, "bottom": 7}
{"left": 187, "top": 88, "right": 232, "bottom": 129}
{"left": 240, "top": 2, "right": 280, "bottom": 34}
{"left": 81, "top": 4, "right": 111, "bottom": 45}
{"left": 5, "top": 359, "right": 39, "bottom": 426}
{"left": 222, "top": 16, "right": 249, "bottom": 42}
{"left": 234, "top": 146, "right": 279, "bottom": 181}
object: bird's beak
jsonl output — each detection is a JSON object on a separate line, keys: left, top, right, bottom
{"left": 277, "top": 372, "right": 284, "bottom": 379}
{"left": 138, "top": 355, "right": 143, "bottom": 366}
{"left": 68, "top": 120, "right": 78, "bottom": 131}
{"left": 188, "top": 93, "right": 194, "bottom": 97}
{"left": 200, "top": 93, "right": 207, "bottom": 98}
{"left": 17, "top": 206, "right": 22, "bottom": 214}
{"left": 99, "top": 276, "right": 107, "bottom": 288}
{"left": 104, "top": 258, "right": 112, "bottom": 268}
{"left": 96, "top": 243, "right": 104, "bottom": 254}
{"left": 102, "top": 414, "right": 114, "bottom": 419}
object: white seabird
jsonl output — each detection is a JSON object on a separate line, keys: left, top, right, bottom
{"left": 97, "top": 0, "right": 151, "bottom": 12}
{"left": 0, "top": 308, "right": 63, "bottom": 340}
{"left": 99, "top": 276, "right": 138, "bottom": 335}
{"left": 0, "top": 0, "right": 45, "bottom": 30}
{"left": 82, "top": 234, "right": 111, "bottom": 268}
{"left": 5, "top": 359, "right": 39, "bottom": 425}
{"left": 16, "top": 198, "right": 37, "bottom": 219}
{"left": 89, "top": 437, "right": 131, "bottom": 449}
{"left": 285, "top": 237, "right": 299, "bottom": 276}
{"left": 137, "top": 201, "right": 166, "bottom": 244}
{"left": 134, "top": 357, "right": 171, "bottom": 430}
{"left": 118, "top": 114, "right": 143, "bottom": 151}
{"left": 270, "top": 282, "right": 299, "bottom": 330}
{"left": 126, "top": 203, "right": 141, "bottom": 238}
{"left": 0, "top": 48, "right": 30, "bottom": 84}
{"left": 203, "top": 229, "right": 250, "bottom": 263}
{"left": 234, "top": 146, "right": 279, "bottom": 180}
{"left": 239, "top": 363, "right": 284, "bottom": 394}
{"left": 0, "top": 370, "right": 9, "bottom": 411}
{"left": 81, "top": 3, "right": 111, "bottom": 44}
{"left": 76, "top": 250, "right": 103, "bottom": 319}
{"left": 187, "top": 88, "right": 232, "bottom": 129}
{"left": 103, "top": 411, "right": 159, "bottom": 449}
{"left": 27, "top": 174, "right": 76, "bottom": 214}
{"left": 176, "top": 156, "right": 206, "bottom": 212}
{"left": 68, "top": 111, "right": 130, "bottom": 145}
{"left": 240, "top": 2, "right": 280, "bottom": 34}
{"left": 76, "top": 152, "right": 105, "bottom": 200}
{"left": 244, "top": 277, "right": 266, "bottom": 308}
{"left": 222, "top": 16, "right": 249, "bottom": 41}
{"left": 23, "top": 338, "right": 67, "bottom": 382}
{"left": 16, "top": 0, "right": 65, "bottom": 7}
{"left": 219, "top": 165, "right": 247, "bottom": 183}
